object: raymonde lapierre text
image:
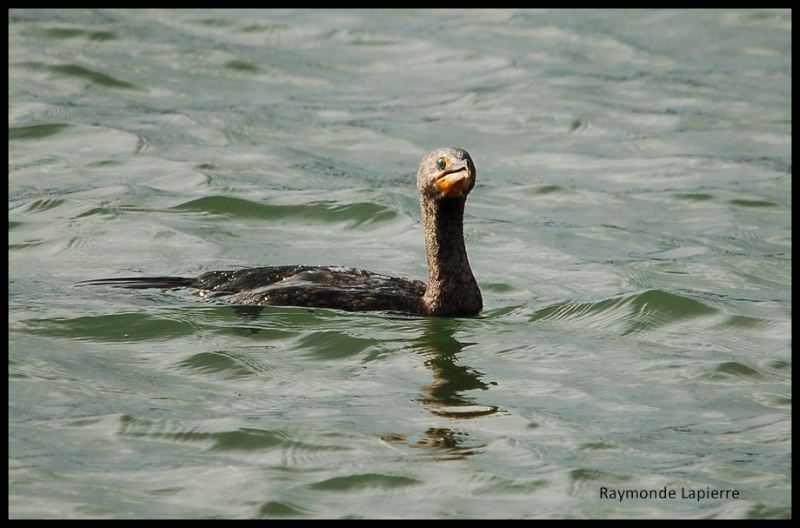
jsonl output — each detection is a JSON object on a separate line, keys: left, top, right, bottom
{"left": 600, "top": 486, "right": 740, "bottom": 503}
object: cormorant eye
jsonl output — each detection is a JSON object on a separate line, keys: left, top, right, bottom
{"left": 437, "top": 158, "right": 447, "bottom": 170}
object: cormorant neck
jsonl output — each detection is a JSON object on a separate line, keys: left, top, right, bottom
{"left": 421, "top": 196, "right": 482, "bottom": 316}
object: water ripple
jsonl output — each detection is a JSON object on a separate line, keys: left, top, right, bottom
{"left": 530, "top": 289, "right": 719, "bottom": 336}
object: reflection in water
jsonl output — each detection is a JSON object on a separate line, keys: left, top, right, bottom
{"left": 397, "top": 317, "right": 501, "bottom": 460}
{"left": 230, "top": 305, "right": 267, "bottom": 335}
{"left": 230, "top": 307, "right": 500, "bottom": 459}
{"left": 413, "top": 318, "right": 497, "bottom": 415}
{"left": 411, "top": 428, "right": 482, "bottom": 458}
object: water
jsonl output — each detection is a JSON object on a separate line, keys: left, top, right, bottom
{"left": 8, "top": 9, "right": 791, "bottom": 519}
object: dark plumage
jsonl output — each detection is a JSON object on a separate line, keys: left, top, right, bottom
{"left": 77, "top": 147, "right": 482, "bottom": 317}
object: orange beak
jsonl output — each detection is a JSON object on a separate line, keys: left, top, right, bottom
{"left": 435, "top": 166, "right": 472, "bottom": 197}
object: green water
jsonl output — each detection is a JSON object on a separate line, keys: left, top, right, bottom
{"left": 9, "top": 9, "right": 790, "bottom": 519}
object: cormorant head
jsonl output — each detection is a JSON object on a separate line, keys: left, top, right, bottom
{"left": 417, "top": 147, "right": 476, "bottom": 201}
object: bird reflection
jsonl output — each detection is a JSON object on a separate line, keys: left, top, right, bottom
{"left": 413, "top": 318, "right": 497, "bottom": 414}
{"left": 382, "top": 317, "right": 500, "bottom": 460}
{"left": 215, "top": 306, "right": 501, "bottom": 460}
